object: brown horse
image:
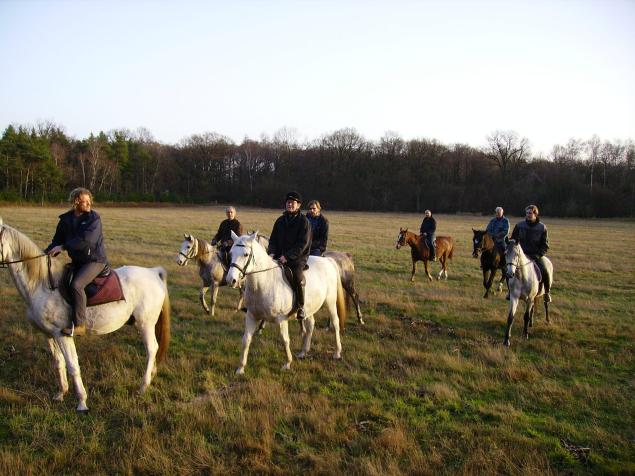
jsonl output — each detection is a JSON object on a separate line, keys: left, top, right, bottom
{"left": 396, "top": 228, "right": 454, "bottom": 282}
{"left": 472, "top": 229, "right": 506, "bottom": 298}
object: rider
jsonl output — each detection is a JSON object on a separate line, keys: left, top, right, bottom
{"left": 211, "top": 206, "right": 243, "bottom": 266}
{"left": 486, "top": 206, "right": 510, "bottom": 259}
{"left": 419, "top": 209, "right": 436, "bottom": 261}
{"left": 510, "top": 204, "right": 552, "bottom": 303}
{"left": 45, "top": 188, "right": 109, "bottom": 336}
{"left": 306, "top": 199, "right": 329, "bottom": 256}
{"left": 267, "top": 191, "right": 312, "bottom": 320}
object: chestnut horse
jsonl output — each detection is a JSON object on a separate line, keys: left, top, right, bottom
{"left": 396, "top": 228, "right": 454, "bottom": 282}
{"left": 471, "top": 229, "right": 506, "bottom": 298}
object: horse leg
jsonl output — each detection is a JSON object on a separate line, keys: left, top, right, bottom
{"left": 236, "top": 314, "right": 259, "bottom": 375}
{"left": 297, "top": 315, "right": 315, "bottom": 359}
{"left": 436, "top": 256, "right": 444, "bottom": 280}
{"left": 504, "top": 298, "right": 519, "bottom": 347}
{"left": 350, "top": 287, "right": 364, "bottom": 325}
{"left": 544, "top": 300, "right": 550, "bottom": 324}
{"left": 482, "top": 269, "right": 491, "bottom": 298}
{"left": 47, "top": 338, "right": 69, "bottom": 402}
{"left": 485, "top": 268, "right": 497, "bottom": 298}
{"left": 496, "top": 272, "right": 505, "bottom": 294}
{"left": 326, "top": 299, "right": 342, "bottom": 360}
{"left": 279, "top": 319, "right": 294, "bottom": 371}
{"left": 523, "top": 302, "right": 534, "bottom": 339}
{"left": 139, "top": 321, "right": 159, "bottom": 392}
{"left": 55, "top": 336, "right": 89, "bottom": 412}
{"left": 237, "top": 286, "right": 245, "bottom": 312}
{"left": 410, "top": 260, "right": 417, "bottom": 282}
{"left": 210, "top": 283, "right": 220, "bottom": 317}
{"left": 424, "top": 260, "right": 432, "bottom": 281}
{"left": 199, "top": 286, "right": 210, "bottom": 314}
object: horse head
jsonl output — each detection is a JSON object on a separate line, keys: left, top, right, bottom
{"left": 396, "top": 228, "right": 408, "bottom": 249}
{"left": 504, "top": 238, "right": 522, "bottom": 279}
{"left": 472, "top": 228, "right": 485, "bottom": 258}
{"left": 176, "top": 233, "right": 196, "bottom": 266}
{"left": 226, "top": 230, "right": 260, "bottom": 288}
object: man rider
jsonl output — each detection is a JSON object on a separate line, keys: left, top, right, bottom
{"left": 510, "top": 204, "right": 552, "bottom": 303}
{"left": 211, "top": 206, "right": 243, "bottom": 266}
{"left": 45, "top": 188, "right": 109, "bottom": 336}
{"left": 486, "top": 206, "right": 510, "bottom": 259}
{"left": 419, "top": 209, "right": 436, "bottom": 261}
{"left": 267, "top": 191, "right": 312, "bottom": 320}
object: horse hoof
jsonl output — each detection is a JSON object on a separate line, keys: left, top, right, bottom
{"left": 281, "top": 363, "right": 291, "bottom": 371}
{"left": 296, "top": 352, "right": 306, "bottom": 359}
{"left": 235, "top": 368, "right": 245, "bottom": 375}
{"left": 358, "top": 319, "right": 365, "bottom": 325}
{"left": 53, "top": 393, "right": 65, "bottom": 402}
{"left": 503, "top": 340, "right": 510, "bottom": 347}
{"left": 333, "top": 353, "right": 342, "bottom": 360}
{"left": 76, "top": 405, "right": 89, "bottom": 413}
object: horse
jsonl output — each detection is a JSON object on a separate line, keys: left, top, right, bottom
{"left": 323, "top": 250, "right": 364, "bottom": 325}
{"left": 395, "top": 228, "right": 454, "bottom": 282}
{"left": 472, "top": 229, "right": 506, "bottom": 298}
{"left": 225, "top": 231, "right": 346, "bottom": 375}
{"left": 0, "top": 221, "right": 171, "bottom": 412}
{"left": 503, "top": 239, "right": 553, "bottom": 347}
{"left": 176, "top": 234, "right": 243, "bottom": 315}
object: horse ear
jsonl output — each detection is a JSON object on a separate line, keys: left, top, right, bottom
{"left": 250, "top": 230, "right": 259, "bottom": 239}
{"left": 231, "top": 230, "right": 239, "bottom": 241}
{"left": 185, "top": 233, "right": 193, "bottom": 241}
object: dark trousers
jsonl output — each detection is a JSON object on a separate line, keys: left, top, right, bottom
{"left": 288, "top": 262, "right": 306, "bottom": 308}
{"left": 425, "top": 234, "right": 436, "bottom": 259}
{"left": 70, "top": 262, "right": 106, "bottom": 326}
{"left": 309, "top": 249, "right": 322, "bottom": 257}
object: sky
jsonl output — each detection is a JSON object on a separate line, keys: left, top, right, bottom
{"left": 1, "top": 0, "right": 634, "bottom": 155}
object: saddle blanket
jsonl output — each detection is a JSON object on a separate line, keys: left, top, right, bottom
{"left": 60, "top": 266, "right": 126, "bottom": 307}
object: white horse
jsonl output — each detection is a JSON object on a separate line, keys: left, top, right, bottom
{"left": 503, "top": 239, "right": 553, "bottom": 346}
{"left": 226, "top": 231, "right": 346, "bottom": 374}
{"left": 0, "top": 221, "right": 171, "bottom": 412}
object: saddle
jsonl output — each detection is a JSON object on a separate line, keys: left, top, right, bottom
{"left": 59, "top": 264, "right": 125, "bottom": 307}
{"left": 532, "top": 262, "right": 545, "bottom": 295}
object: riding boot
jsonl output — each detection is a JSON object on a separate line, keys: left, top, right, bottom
{"left": 543, "top": 274, "right": 552, "bottom": 303}
{"left": 296, "top": 283, "right": 306, "bottom": 321}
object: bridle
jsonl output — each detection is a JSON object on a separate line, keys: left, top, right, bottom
{"left": 229, "top": 242, "right": 280, "bottom": 280}
{"left": 178, "top": 238, "right": 199, "bottom": 262}
{"left": 505, "top": 244, "right": 533, "bottom": 279}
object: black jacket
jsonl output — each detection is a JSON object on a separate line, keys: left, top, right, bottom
{"left": 267, "top": 211, "right": 312, "bottom": 265}
{"left": 511, "top": 219, "right": 549, "bottom": 258}
{"left": 45, "top": 210, "right": 108, "bottom": 266}
{"left": 212, "top": 218, "right": 243, "bottom": 245}
{"left": 307, "top": 214, "right": 329, "bottom": 255}
{"left": 420, "top": 216, "right": 436, "bottom": 236}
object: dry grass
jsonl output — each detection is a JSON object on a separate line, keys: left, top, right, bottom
{"left": 0, "top": 205, "right": 634, "bottom": 475}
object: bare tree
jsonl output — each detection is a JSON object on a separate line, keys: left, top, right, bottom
{"left": 486, "top": 130, "right": 530, "bottom": 177}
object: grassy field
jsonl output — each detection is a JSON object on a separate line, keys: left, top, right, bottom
{"left": 0, "top": 205, "right": 633, "bottom": 475}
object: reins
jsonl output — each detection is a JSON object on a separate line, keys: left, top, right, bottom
{"left": 0, "top": 227, "right": 56, "bottom": 290}
{"left": 229, "top": 243, "right": 281, "bottom": 279}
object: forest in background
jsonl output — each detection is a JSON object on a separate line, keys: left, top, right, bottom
{"left": 1, "top": 122, "right": 633, "bottom": 217}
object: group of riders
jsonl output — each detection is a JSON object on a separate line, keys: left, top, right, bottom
{"left": 46, "top": 187, "right": 550, "bottom": 337}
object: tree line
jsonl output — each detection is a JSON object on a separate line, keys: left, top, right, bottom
{"left": 1, "top": 122, "right": 633, "bottom": 217}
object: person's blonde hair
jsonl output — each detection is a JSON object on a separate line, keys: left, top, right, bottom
{"left": 69, "top": 187, "right": 93, "bottom": 205}
{"left": 307, "top": 200, "right": 321, "bottom": 212}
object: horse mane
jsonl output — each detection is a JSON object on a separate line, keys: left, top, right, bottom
{"left": 4, "top": 225, "right": 63, "bottom": 288}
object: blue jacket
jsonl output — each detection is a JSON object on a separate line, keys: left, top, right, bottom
{"left": 46, "top": 210, "right": 109, "bottom": 266}
{"left": 307, "top": 213, "right": 329, "bottom": 255}
{"left": 419, "top": 216, "right": 436, "bottom": 236}
{"left": 486, "top": 216, "right": 510, "bottom": 244}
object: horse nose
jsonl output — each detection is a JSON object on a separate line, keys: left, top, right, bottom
{"left": 231, "top": 278, "right": 237, "bottom": 287}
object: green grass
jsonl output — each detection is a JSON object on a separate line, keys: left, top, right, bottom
{"left": 0, "top": 205, "right": 633, "bottom": 475}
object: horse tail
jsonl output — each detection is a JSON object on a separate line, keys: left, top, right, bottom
{"left": 155, "top": 267, "right": 171, "bottom": 364}
{"left": 336, "top": 275, "right": 347, "bottom": 332}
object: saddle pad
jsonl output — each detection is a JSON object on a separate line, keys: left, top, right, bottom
{"left": 86, "top": 270, "right": 125, "bottom": 306}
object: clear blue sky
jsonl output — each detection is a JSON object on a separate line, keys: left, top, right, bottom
{"left": 1, "top": 0, "right": 633, "bottom": 155}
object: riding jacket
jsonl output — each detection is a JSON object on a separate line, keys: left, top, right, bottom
{"left": 307, "top": 213, "right": 329, "bottom": 255}
{"left": 511, "top": 218, "right": 549, "bottom": 259}
{"left": 212, "top": 218, "right": 243, "bottom": 246}
{"left": 419, "top": 216, "right": 436, "bottom": 236}
{"left": 486, "top": 216, "right": 510, "bottom": 245}
{"left": 45, "top": 210, "right": 109, "bottom": 266}
{"left": 268, "top": 211, "right": 312, "bottom": 266}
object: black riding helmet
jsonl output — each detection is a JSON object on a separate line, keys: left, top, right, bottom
{"left": 285, "top": 191, "right": 302, "bottom": 203}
